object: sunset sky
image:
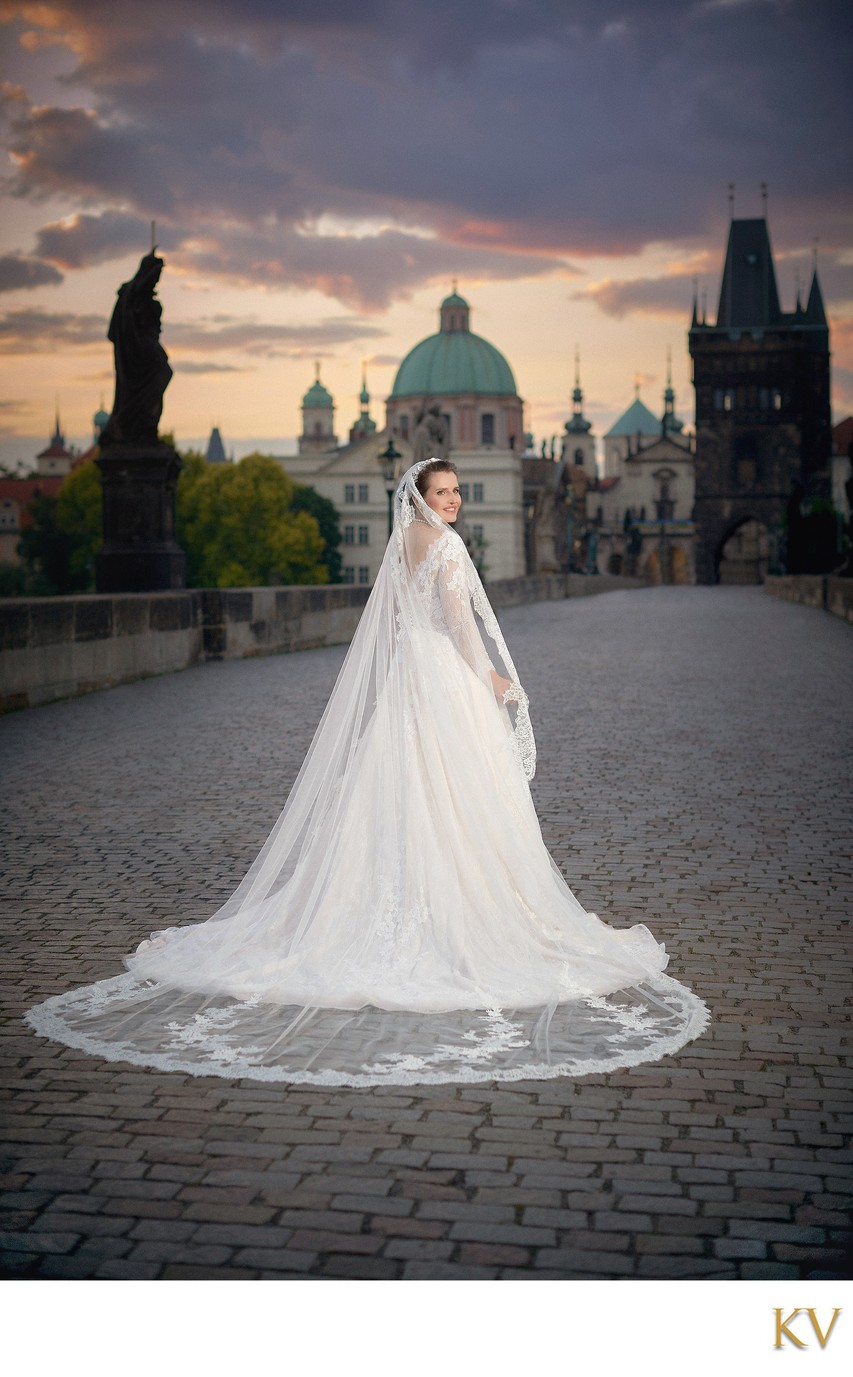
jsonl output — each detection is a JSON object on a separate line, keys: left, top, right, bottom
{"left": 1, "top": 0, "right": 851, "bottom": 468}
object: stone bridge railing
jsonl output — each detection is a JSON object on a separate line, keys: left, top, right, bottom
{"left": 0, "top": 572, "right": 644, "bottom": 713}
{"left": 764, "top": 574, "right": 853, "bottom": 625}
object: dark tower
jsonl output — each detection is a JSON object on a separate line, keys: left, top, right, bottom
{"left": 689, "top": 216, "right": 831, "bottom": 583}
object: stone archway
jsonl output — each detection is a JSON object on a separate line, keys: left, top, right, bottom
{"left": 717, "top": 518, "right": 769, "bottom": 584}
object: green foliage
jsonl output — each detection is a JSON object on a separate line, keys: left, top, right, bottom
{"left": 16, "top": 460, "right": 102, "bottom": 594}
{"left": 0, "top": 561, "right": 55, "bottom": 596}
{"left": 290, "top": 482, "right": 343, "bottom": 583}
{"left": 56, "top": 461, "right": 102, "bottom": 589}
{"left": 177, "top": 451, "right": 328, "bottom": 588}
{"left": 15, "top": 449, "right": 335, "bottom": 595}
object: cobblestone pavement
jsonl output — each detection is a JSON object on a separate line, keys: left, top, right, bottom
{"left": 2, "top": 585, "right": 851, "bottom": 1281}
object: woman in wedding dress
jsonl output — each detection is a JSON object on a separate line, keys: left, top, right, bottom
{"left": 25, "top": 459, "right": 709, "bottom": 1085}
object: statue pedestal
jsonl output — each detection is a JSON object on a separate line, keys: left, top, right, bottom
{"left": 95, "top": 444, "right": 186, "bottom": 593}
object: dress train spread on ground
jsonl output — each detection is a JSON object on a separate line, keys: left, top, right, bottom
{"left": 25, "top": 461, "right": 709, "bottom": 1084}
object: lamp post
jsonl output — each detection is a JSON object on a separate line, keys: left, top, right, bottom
{"left": 379, "top": 437, "right": 402, "bottom": 538}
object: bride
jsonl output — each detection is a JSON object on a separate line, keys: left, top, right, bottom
{"left": 26, "top": 458, "right": 709, "bottom": 1085}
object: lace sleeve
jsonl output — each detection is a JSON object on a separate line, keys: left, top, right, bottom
{"left": 436, "top": 550, "right": 495, "bottom": 679}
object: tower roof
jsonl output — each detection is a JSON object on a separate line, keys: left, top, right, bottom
{"left": 716, "top": 218, "right": 782, "bottom": 328}
{"left": 302, "top": 365, "right": 334, "bottom": 409}
{"left": 206, "top": 426, "right": 227, "bottom": 464}
{"left": 805, "top": 270, "right": 827, "bottom": 326}
{"left": 605, "top": 396, "right": 660, "bottom": 438}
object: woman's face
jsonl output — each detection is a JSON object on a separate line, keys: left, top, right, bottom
{"left": 422, "top": 470, "right": 461, "bottom": 522}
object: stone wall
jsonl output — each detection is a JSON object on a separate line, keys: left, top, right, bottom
{"left": 0, "top": 572, "right": 645, "bottom": 713}
{"left": 764, "top": 574, "right": 853, "bottom": 624}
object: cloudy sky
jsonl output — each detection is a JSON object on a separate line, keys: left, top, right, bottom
{"left": 1, "top": 0, "right": 851, "bottom": 464}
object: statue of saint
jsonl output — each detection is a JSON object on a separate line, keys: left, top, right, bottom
{"left": 100, "top": 253, "right": 173, "bottom": 448}
{"left": 412, "top": 402, "right": 450, "bottom": 464}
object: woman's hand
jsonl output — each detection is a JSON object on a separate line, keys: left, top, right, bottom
{"left": 490, "top": 670, "right": 513, "bottom": 700}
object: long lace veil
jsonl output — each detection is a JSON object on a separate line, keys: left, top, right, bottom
{"left": 25, "top": 461, "right": 709, "bottom": 1084}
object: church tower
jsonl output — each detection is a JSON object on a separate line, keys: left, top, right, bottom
{"left": 689, "top": 211, "right": 831, "bottom": 583}
{"left": 562, "top": 350, "right": 596, "bottom": 475}
{"left": 298, "top": 363, "right": 337, "bottom": 455}
{"left": 349, "top": 363, "right": 378, "bottom": 444}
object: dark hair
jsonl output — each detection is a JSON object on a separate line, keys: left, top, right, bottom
{"left": 415, "top": 459, "right": 458, "bottom": 497}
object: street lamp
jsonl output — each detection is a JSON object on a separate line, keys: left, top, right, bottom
{"left": 379, "top": 436, "right": 402, "bottom": 538}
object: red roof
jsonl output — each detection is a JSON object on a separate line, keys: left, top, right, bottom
{"left": 36, "top": 442, "right": 74, "bottom": 460}
{"left": 0, "top": 476, "right": 65, "bottom": 529}
{"left": 595, "top": 476, "right": 620, "bottom": 491}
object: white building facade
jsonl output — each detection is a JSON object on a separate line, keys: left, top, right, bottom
{"left": 282, "top": 292, "right": 527, "bottom": 583}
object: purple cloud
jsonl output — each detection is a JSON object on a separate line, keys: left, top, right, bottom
{"left": 1, "top": 0, "right": 851, "bottom": 310}
{"left": 0, "top": 254, "right": 63, "bottom": 292}
{"left": 0, "top": 306, "right": 108, "bottom": 353}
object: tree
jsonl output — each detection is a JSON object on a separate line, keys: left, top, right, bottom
{"left": 55, "top": 460, "right": 102, "bottom": 589}
{"left": 290, "top": 483, "right": 343, "bottom": 583}
{"left": 177, "top": 451, "right": 327, "bottom": 587}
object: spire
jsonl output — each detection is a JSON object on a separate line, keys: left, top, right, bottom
{"left": 350, "top": 359, "right": 377, "bottom": 442}
{"left": 662, "top": 347, "right": 684, "bottom": 435}
{"left": 805, "top": 269, "right": 827, "bottom": 326}
{"left": 691, "top": 276, "right": 699, "bottom": 328}
{"left": 566, "top": 347, "right": 591, "bottom": 434}
{"left": 716, "top": 217, "right": 781, "bottom": 328}
{"left": 51, "top": 403, "right": 63, "bottom": 447}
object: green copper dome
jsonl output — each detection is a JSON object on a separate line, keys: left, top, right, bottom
{"left": 391, "top": 294, "right": 517, "bottom": 398}
{"left": 302, "top": 379, "right": 333, "bottom": 408}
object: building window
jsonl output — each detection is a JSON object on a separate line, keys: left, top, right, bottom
{"left": 400, "top": 415, "right": 409, "bottom": 440}
{"left": 759, "top": 387, "right": 769, "bottom": 409}
{"left": 472, "top": 524, "right": 484, "bottom": 541}
{"left": 574, "top": 448, "right": 585, "bottom": 466}
{"left": 481, "top": 413, "right": 495, "bottom": 445}
{"left": 714, "top": 389, "right": 723, "bottom": 410}
{"left": 442, "top": 414, "right": 452, "bottom": 443}
{"left": 358, "top": 565, "right": 370, "bottom": 584}
{"left": 342, "top": 566, "right": 355, "bottom": 583}
{"left": 772, "top": 389, "right": 782, "bottom": 411}
{"left": 473, "top": 482, "right": 484, "bottom": 503}
{"left": 344, "top": 484, "right": 355, "bottom": 503}
{"left": 343, "top": 525, "right": 355, "bottom": 545}
{"left": 358, "top": 525, "right": 369, "bottom": 545}
{"left": 358, "top": 483, "right": 369, "bottom": 502}
{"left": 723, "top": 390, "right": 734, "bottom": 412}
{"left": 459, "top": 483, "right": 470, "bottom": 502}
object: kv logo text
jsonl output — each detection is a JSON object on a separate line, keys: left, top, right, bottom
{"left": 774, "top": 1308, "right": 842, "bottom": 1349}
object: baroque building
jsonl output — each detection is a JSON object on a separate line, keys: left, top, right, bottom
{"left": 689, "top": 214, "right": 831, "bottom": 583}
{"left": 589, "top": 376, "right": 695, "bottom": 583}
{"left": 386, "top": 291, "right": 525, "bottom": 580}
{"left": 283, "top": 291, "right": 527, "bottom": 583}
{"left": 522, "top": 355, "right": 597, "bottom": 575}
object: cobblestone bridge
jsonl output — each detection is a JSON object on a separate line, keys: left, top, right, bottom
{"left": 1, "top": 585, "right": 851, "bottom": 1279}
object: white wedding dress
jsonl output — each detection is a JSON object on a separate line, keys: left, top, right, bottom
{"left": 25, "top": 462, "right": 709, "bottom": 1085}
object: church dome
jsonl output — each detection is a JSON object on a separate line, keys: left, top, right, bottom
{"left": 391, "top": 292, "right": 518, "bottom": 398}
{"left": 302, "top": 369, "right": 333, "bottom": 409}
